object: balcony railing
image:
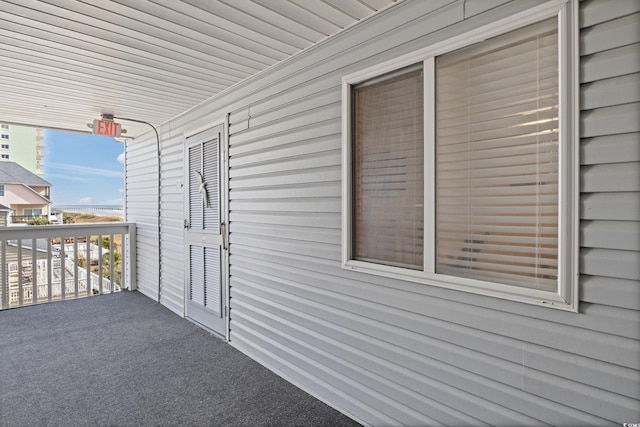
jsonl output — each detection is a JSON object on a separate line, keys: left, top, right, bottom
{"left": 0, "top": 223, "right": 136, "bottom": 310}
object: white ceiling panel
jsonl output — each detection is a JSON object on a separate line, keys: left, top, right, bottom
{"left": 0, "top": 0, "right": 400, "bottom": 137}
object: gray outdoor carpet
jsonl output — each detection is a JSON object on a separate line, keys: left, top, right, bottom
{"left": 0, "top": 291, "right": 361, "bottom": 427}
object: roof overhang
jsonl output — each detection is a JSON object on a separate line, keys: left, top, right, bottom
{"left": 0, "top": 0, "right": 400, "bottom": 137}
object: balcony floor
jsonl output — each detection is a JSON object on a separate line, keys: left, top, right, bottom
{"left": 0, "top": 291, "right": 360, "bottom": 427}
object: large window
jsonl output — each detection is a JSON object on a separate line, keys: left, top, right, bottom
{"left": 342, "top": 1, "right": 578, "bottom": 310}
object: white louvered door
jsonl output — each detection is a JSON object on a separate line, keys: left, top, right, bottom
{"left": 185, "top": 125, "right": 226, "bottom": 335}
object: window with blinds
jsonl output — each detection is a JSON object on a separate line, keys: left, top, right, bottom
{"left": 435, "top": 18, "right": 559, "bottom": 291}
{"left": 352, "top": 66, "right": 424, "bottom": 269}
{"left": 343, "top": 0, "right": 577, "bottom": 309}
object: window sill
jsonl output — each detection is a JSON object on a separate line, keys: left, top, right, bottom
{"left": 343, "top": 259, "right": 577, "bottom": 312}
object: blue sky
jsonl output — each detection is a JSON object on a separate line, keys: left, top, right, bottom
{"left": 42, "top": 129, "right": 124, "bottom": 206}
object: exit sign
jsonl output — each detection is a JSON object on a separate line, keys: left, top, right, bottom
{"left": 92, "top": 119, "right": 122, "bottom": 137}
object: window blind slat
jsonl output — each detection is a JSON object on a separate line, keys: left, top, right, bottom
{"left": 438, "top": 75, "right": 557, "bottom": 111}
{"left": 438, "top": 97, "right": 558, "bottom": 132}
{"left": 438, "top": 135, "right": 557, "bottom": 155}
{"left": 437, "top": 231, "right": 557, "bottom": 245}
{"left": 439, "top": 62, "right": 557, "bottom": 101}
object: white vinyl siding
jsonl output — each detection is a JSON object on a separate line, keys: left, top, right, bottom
{"left": 125, "top": 0, "right": 640, "bottom": 425}
{"left": 124, "top": 134, "right": 160, "bottom": 303}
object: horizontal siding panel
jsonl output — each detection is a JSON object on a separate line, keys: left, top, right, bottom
{"left": 580, "top": 12, "right": 640, "bottom": 55}
{"left": 581, "top": 43, "right": 640, "bottom": 83}
{"left": 231, "top": 246, "right": 523, "bottom": 363}
{"left": 230, "top": 330, "right": 402, "bottom": 427}
{"left": 582, "top": 220, "right": 640, "bottom": 251}
{"left": 463, "top": 0, "right": 511, "bottom": 18}
{"left": 126, "top": 159, "right": 159, "bottom": 172}
{"left": 246, "top": 90, "right": 341, "bottom": 130}
{"left": 231, "top": 121, "right": 340, "bottom": 157}
{"left": 580, "top": 302, "right": 640, "bottom": 340}
{"left": 581, "top": 275, "right": 640, "bottom": 310}
{"left": 230, "top": 103, "right": 340, "bottom": 146}
{"left": 233, "top": 272, "right": 640, "bottom": 407}
{"left": 159, "top": 283, "right": 184, "bottom": 316}
{"left": 238, "top": 276, "right": 507, "bottom": 405}
{"left": 229, "top": 166, "right": 341, "bottom": 189}
{"left": 230, "top": 150, "right": 340, "bottom": 178}
{"left": 136, "top": 281, "right": 157, "bottom": 301}
{"left": 581, "top": 192, "right": 640, "bottom": 220}
{"left": 230, "top": 136, "right": 339, "bottom": 169}
{"left": 159, "top": 134, "right": 186, "bottom": 316}
{"left": 230, "top": 235, "right": 339, "bottom": 261}
{"left": 126, "top": 172, "right": 159, "bottom": 184}
{"left": 233, "top": 308, "right": 466, "bottom": 426}
{"left": 581, "top": 248, "right": 640, "bottom": 281}
{"left": 124, "top": 212, "right": 157, "bottom": 224}
{"left": 231, "top": 223, "right": 340, "bottom": 245}
{"left": 231, "top": 212, "right": 340, "bottom": 229}
{"left": 126, "top": 133, "right": 160, "bottom": 308}
{"left": 523, "top": 342, "right": 640, "bottom": 401}
{"left": 230, "top": 254, "right": 640, "bottom": 368}
{"left": 125, "top": 194, "right": 158, "bottom": 204}
{"left": 230, "top": 271, "right": 615, "bottom": 426}
{"left": 580, "top": 72, "right": 640, "bottom": 110}
{"left": 522, "top": 366, "right": 639, "bottom": 424}
{"left": 230, "top": 197, "right": 340, "bottom": 213}
{"left": 233, "top": 244, "right": 640, "bottom": 343}
{"left": 245, "top": 78, "right": 339, "bottom": 118}
{"left": 231, "top": 183, "right": 340, "bottom": 200}
{"left": 581, "top": 132, "right": 640, "bottom": 165}
{"left": 580, "top": 102, "right": 640, "bottom": 137}
{"left": 580, "top": 0, "right": 640, "bottom": 28}
{"left": 160, "top": 193, "right": 184, "bottom": 204}
{"left": 232, "top": 294, "right": 526, "bottom": 427}
{"left": 581, "top": 162, "right": 640, "bottom": 192}
{"left": 127, "top": 187, "right": 159, "bottom": 197}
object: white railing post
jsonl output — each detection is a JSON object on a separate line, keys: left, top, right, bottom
{"left": 126, "top": 223, "right": 137, "bottom": 291}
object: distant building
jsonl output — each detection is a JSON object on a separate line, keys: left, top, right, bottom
{"left": 0, "top": 123, "right": 44, "bottom": 176}
{"left": 0, "top": 162, "right": 52, "bottom": 224}
{"left": 0, "top": 204, "right": 11, "bottom": 226}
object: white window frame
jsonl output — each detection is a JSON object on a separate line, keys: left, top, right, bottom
{"left": 342, "top": 0, "right": 579, "bottom": 311}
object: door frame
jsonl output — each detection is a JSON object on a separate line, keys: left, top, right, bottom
{"left": 182, "top": 117, "right": 230, "bottom": 341}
